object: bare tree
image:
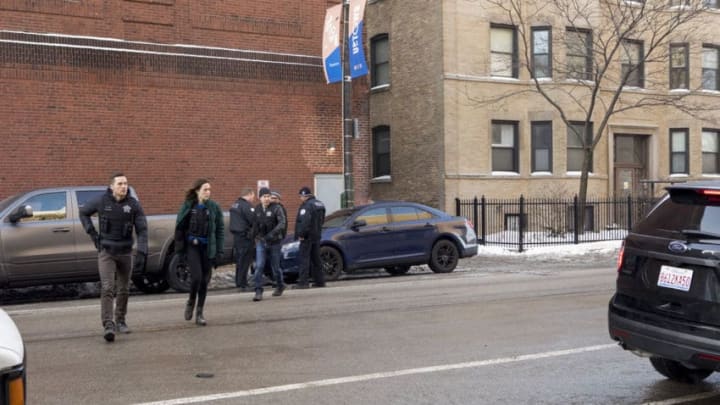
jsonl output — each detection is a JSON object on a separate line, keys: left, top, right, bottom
{"left": 474, "top": 0, "right": 716, "bottom": 232}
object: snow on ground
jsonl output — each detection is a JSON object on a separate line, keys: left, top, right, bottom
{"left": 477, "top": 240, "right": 622, "bottom": 259}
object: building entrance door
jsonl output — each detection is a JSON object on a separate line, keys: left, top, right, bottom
{"left": 614, "top": 134, "right": 648, "bottom": 198}
{"left": 314, "top": 174, "right": 343, "bottom": 215}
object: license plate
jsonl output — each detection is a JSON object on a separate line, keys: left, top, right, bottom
{"left": 657, "top": 265, "right": 693, "bottom": 292}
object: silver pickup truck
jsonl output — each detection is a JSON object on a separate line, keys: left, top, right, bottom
{"left": 0, "top": 186, "right": 233, "bottom": 293}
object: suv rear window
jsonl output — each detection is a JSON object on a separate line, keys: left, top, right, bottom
{"left": 634, "top": 196, "right": 720, "bottom": 238}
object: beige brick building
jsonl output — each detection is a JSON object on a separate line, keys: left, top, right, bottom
{"left": 365, "top": 0, "right": 720, "bottom": 212}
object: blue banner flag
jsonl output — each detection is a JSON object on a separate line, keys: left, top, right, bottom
{"left": 348, "top": 0, "right": 368, "bottom": 79}
{"left": 323, "top": 4, "right": 343, "bottom": 84}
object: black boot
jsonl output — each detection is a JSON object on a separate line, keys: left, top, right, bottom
{"left": 184, "top": 300, "right": 195, "bottom": 321}
{"left": 195, "top": 306, "right": 207, "bottom": 326}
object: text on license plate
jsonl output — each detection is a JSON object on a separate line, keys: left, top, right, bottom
{"left": 657, "top": 265, "right": 693, "bottom": 292}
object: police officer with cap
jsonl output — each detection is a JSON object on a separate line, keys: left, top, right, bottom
{"left": 293, "top": 186, "right": 326, "bottom": 289}
{"left": 80, "top": 172, "right": 148, "bottom": 342}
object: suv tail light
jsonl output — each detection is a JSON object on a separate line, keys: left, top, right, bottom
{"left": 700, "top": 189, "right": 720, "bottom": 203}
{"left": 670, "top": 188, "right": 720, "bottom": 205}
{"left": 616, "top": 241, "right": 625, "bottom": 273}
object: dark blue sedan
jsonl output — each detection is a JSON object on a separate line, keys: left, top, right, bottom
{"left": 280, "top": 201, "right": 478, "bottom": 281}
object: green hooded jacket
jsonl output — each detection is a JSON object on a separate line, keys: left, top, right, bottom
{"left": 174, "top": 199, "right": 224, "bottom": 259}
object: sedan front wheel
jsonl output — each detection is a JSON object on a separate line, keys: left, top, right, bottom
{"left": 320, "top": 246, "right": 343, "bottom": 281}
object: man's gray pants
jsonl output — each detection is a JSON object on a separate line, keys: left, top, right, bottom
{"left": 98, "top": 250, "right": 132, "bottom": 327}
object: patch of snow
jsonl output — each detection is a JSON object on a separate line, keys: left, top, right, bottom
{"left": 477, "top": 240, "right": 621, "bottom": 259}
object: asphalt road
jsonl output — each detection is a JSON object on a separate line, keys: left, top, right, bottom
{"left": 6, "top": 251, "right": 720, "bottom": 404}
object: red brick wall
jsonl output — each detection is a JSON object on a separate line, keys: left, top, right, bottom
{"left": 0, "top": 0, "right": 369, "bottom": 220}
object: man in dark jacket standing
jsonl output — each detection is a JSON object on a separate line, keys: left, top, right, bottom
{"left": 293, "top": 186, "right": 326, "bottom": 289}
{"left": 230, "top": 187, "right": 256, "bottom": 291}
{"left": 251, "top": 187, "right": 287, "bottom": 301}
{"left": 79, "top": 173, "right": 148, "bottom": 342}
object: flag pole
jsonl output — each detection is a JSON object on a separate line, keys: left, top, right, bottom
{"left": 341, "top": 0, "right": 354, "bottom": 208}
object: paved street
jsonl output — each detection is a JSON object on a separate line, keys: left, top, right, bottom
{"left": 6, "top": 250, "right": 720, "bottom": 404}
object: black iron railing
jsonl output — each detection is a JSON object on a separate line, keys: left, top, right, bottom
{"left": 455, "top": 195, "right": 658, "bottom": 251}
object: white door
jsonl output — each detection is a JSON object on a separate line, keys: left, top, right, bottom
{"left": 314, "top": 174, "right": 343, "bottom": 215}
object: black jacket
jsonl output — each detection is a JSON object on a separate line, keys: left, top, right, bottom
{"left": 252, "top": 202, "right": 287, "bottom": 245}
{"left": 229, "top": 197, "right": 255, "bottom": 240}
{"left": 295, "top": 196, "right": 325, "bottom": 241}
{"left": 79, "top": 189, "right": 148, "bottom": 255}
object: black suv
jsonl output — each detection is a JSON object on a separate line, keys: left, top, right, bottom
{"left": 609, "top": 181, "right": 720, "bottom": 383}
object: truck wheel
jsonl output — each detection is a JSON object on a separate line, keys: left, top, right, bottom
{"left": 132, "top": 274, "right": 170, "bottom": 294}
{"left": 167, "top": 253, "right": 192, "bottom": 293}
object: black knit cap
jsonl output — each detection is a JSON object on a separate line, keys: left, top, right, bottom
{"left": 258, "top": 187, "right": 271, "bottom": 198}
{"left": 298, "top": 186, "right": 312, "bottom": 197}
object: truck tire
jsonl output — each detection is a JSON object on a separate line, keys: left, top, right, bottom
{"left": 167, "top": 253, "right": 192, "bottom": 293}
{"left": 132, "top": 274, "right": 170, "bottom": 294}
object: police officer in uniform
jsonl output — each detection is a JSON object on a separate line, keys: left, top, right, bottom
{"left": 80, "top": 172, "right": 148, "bottom": 342}
{"left": 293, "top": 186, "right": 326, "bottom": 289}
{"left": 251, "top": 187, "right": 287, "bottom": 301}
{"left": 229, "top": 187, "right": 255, "bottom": 291}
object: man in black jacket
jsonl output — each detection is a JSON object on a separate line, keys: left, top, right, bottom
{"left": 251, "top": 187, "right": 287, "bottom": 301}
{"left": 230, "top": 187, "right": 256, "bottom": 291}
{"left": 79, "top": 173, "right": 148, "bottom": 342}
{"left": 293, "top": 186, "right": 326, "bottom": 289}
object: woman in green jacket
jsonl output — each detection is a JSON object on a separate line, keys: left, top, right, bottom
{"left": 174, "top": 178, "right": 224, "bottom": 326}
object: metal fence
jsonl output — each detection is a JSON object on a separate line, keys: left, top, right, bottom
{"left": 455, "top": 196, "right": 658, "bottom": 251}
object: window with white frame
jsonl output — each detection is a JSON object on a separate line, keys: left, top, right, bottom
{"left": 670, "top": 129, "right": 689, "bottom": 174}
{"left": 371, "top": 34, "right": 389, "bottom": 87}
{"left": 531, "top": 121, "right": 553, "bottom": 172}
{"left": 372, "top": 126, "right": 391, "bottom": 177}
{"left": 490, "top": 25, "right": 517, "bottom": 78}
{"left": 567, "top": 121, "right": 593, "bottom": 172}
{"left": 532, "top": 27, "right": 552, "bottom": 78}
{"left": 566, "top": 28, "right": 592, "bottom": 80}
{"left": 703, "top": 129, "right": 720, "bottom": 174}
{"left": 621, "top": 40, "right": 644, "bottom": 87}
{"left": 703, "top": 46, "right": 719, "bottom": 90}
{"left": 491, "top": 121, "right": 519, "bottom": 172}
{"left": 670, "top": 44, "right": 689, "bottom": 89}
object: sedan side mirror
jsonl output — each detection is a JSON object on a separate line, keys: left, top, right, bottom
{"left": 351, "top": 219, "right": 367, "bottom": 230}
{"left": 8, "top": 205, "right": 33, "bottom": 223}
